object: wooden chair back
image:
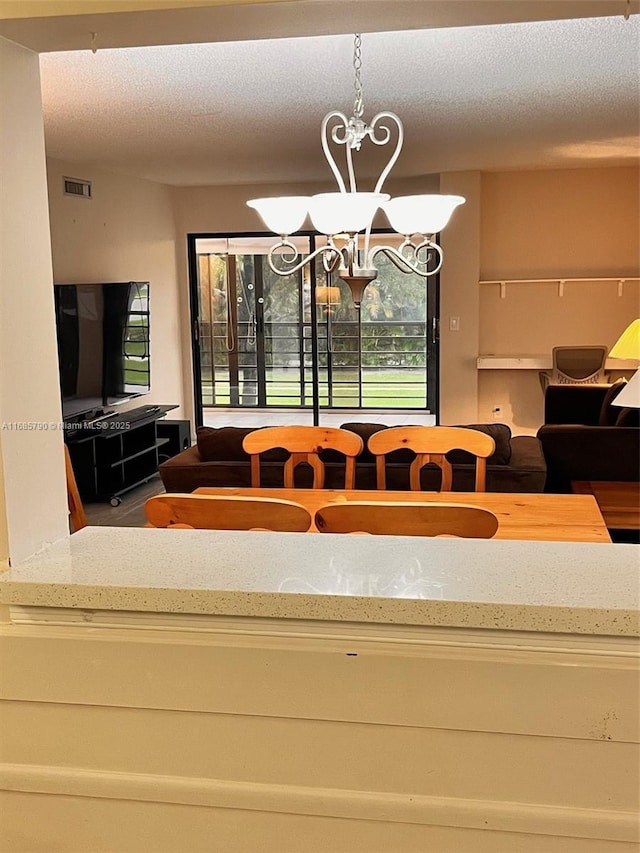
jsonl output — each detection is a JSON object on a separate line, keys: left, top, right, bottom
{"left": 315, "top": 501, "right": 499, "bottom": 539}
{"left": 242, "top": 426, "right": 364, "bottom": 488}
{"left": 145, "top": 493, "right": 312, "bottom": 532}
{"left": 64, "top": 443, "right": 87, "bottom": 532}
{"left": 367, "top": 426, "right": 495, "bottom": 492}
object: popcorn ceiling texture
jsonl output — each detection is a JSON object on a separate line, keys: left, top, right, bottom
{"left": 39, "top": 17, "right": 640, "bottom": 186}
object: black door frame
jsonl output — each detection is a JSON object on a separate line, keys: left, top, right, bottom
{"left": 187, "top": 231, "right": 440, "bottom": 428}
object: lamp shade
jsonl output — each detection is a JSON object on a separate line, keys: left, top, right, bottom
{"left": 611, "top": 368, "right": 640, "bottom": 408}
{"left": 308, "top": 192, "right": 389, "bottom": 235}
{"left": 609, "top": 319, "right": 640, "bottom": 360}
{"left": 316, "top": 285, "right": 341, "bottom": 305}
{"left": 247, "top": 197, "right": 309, "bottom": 235}
{"left": 381, "top": 194, "right": 465, "bottom": 235}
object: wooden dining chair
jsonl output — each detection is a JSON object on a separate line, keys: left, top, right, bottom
{"left": 367, "top": 426, "right": 496, "bottom": 492}
{"left": 315, "top": 501, "right": 499, "bottom": 539}
{"left": 242, "top": 426, "right": 364, "bottom": 489}
{"left": 64, "top": 443, "right": 87, "bottom": 532}
{"left": 145, "top": 493, "right": 312, "bottom": 532}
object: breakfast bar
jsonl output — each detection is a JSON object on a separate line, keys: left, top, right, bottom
{"left": 1, "top": 527, "right": 638, "bottom": 852}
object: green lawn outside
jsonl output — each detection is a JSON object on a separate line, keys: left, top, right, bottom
{"left": 202, "top": 368, "right": 428, "bottom": 408}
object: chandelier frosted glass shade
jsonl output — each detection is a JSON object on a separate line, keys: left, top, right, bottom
{"left": 247, "top": 192, "right": 466, "bottom": 239}
{"left": 382, "top": 194, "right": 466, "bottom": 236}
{"left": 246, "top": 196, "right": 309, "bottom": 236}
{"left": 307, "top": 192, "right": 390, "bottom": 235}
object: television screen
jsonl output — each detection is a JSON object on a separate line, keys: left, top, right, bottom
{"left": 54, "top": 282, "right": 150, "bottom": 418}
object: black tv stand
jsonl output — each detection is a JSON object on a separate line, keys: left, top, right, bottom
{"left": 66, "top": 404, "right": 178, "bottom": 504}
{"left": 81, "top": 409, "right": 117, "bottom": 426}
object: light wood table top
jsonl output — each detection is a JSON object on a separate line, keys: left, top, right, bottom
{"left": 572, "top": 481, "right": 640, "bottom": 530}
{"left": 194, "top": 487, "right": 611, "bottom": 543}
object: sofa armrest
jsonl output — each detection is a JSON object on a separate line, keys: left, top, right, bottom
{"left": 158, "top": 445, "right": 203, "bottom": 492}
{"left": 159, "top": 444, "right": 202, "bottom": 469}
{"left": 537, "top": 424, "right": 640, "bottom": 492}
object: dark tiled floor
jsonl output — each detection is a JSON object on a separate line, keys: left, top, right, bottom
{"left": 84, "top": 476, "right": 165, "bottom": 528}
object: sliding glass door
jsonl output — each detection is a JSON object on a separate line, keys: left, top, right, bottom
{"left": 189, "top": 234, "right": 438, "bottom": 423}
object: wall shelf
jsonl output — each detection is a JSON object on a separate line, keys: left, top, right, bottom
{"left": 477, "top": 356, "right": 637, "bottom": 371}
{"left": 479, "top": 276, "right": 640, "bottom": 299}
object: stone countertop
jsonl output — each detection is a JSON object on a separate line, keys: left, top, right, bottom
{"left": 0, "top": 527, "right": 638, "bottom": 636}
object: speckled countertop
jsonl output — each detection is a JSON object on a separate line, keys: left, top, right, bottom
{"left": 0, "top": 527, "right": 638, "bottom": 636}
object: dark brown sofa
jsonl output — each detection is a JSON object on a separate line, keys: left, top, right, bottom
{"left": 537, "top": 383, "right": 640, "bottom": 493}
{"left": 159, "top": 422, "right": 546, "bottom": 494}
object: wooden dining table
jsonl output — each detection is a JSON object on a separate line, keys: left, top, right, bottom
{"left": 194, "top": 487, "right": 612, "bottom": 543}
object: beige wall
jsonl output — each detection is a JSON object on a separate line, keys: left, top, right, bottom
{"left": 478, "top": 166, "right": 640, "bottom": 433}
{"left": 47, "top": 158, "right": 186, "bottom": 418}
{"left": 0, "top": 36, "right": 69, "bottom": 564}
{"left": 480, "top": 166, "right": 640, "bottom": 280}
{"left": 439, "top": 171, "right": 481, "bottom": 424}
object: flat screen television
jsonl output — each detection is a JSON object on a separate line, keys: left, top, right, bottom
{"left": 54, "top": 281, "right": 150, "bottom": 419}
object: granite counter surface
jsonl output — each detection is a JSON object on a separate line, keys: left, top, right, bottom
{"left": 0, "top": 527, "right": 638, "bottom": 636}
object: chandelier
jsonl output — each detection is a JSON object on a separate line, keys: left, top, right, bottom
{"left": 247, "top": 33, "right": 465, "bottom": 307}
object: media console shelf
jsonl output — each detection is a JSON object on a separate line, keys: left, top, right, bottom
{"left": 66, "top": 405, "right": 178, "bottom": 504}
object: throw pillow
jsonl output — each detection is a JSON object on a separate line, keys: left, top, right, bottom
{"left": 598, "top": 378, "right": 628, "bottom": 426}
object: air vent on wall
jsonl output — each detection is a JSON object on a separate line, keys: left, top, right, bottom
{"left": 63, "top": 177, "right": 91, "bottom": 198}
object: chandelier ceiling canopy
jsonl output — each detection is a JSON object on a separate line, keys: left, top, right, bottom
{"left": 247, "top": 33, "right": 465, "bottom": 307}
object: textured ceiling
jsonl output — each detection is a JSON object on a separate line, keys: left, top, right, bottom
{"left": 39, "top": 15, "right": 640, "bottom": 186}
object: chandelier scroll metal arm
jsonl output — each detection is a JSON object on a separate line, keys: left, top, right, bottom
{"left": 321, "top": 111, "right": 351, "bottom": 193}
{"left": 265, "top": 239, "right": 344, "bottom": 279}
{"left": 363, "top": 111, "right": 403, "bottom": 258}
{"left": 367, "top": 239, "right": 444, "bottom": 278}
{"left": 370, "top": 112, "right": 404, "bottom": 194}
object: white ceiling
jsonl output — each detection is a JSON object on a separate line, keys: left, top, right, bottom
{"left": 37, "top": 12, "right": 640, "bottom": 186}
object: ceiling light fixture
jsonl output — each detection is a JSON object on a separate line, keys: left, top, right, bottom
{"left": 247, "top": 34, "right": 465, "bottom": 307}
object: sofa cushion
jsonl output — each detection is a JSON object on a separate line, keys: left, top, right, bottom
{"left": 447, "top": 423, "right": 512, "bottom": 466}
{"left": 598, "top": 378, "right": 627, "bottom": 426}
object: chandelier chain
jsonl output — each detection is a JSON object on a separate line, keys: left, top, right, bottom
{"left": 353, "top": 33, "right": 364, "bottom": 119}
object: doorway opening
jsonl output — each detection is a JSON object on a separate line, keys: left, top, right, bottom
{"left": 188, "top": 233, "right": 439, "bottom": 426}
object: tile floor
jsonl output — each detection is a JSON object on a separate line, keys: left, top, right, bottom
{"left": 202, "top": 408, "right": 436, "bottom": 428}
